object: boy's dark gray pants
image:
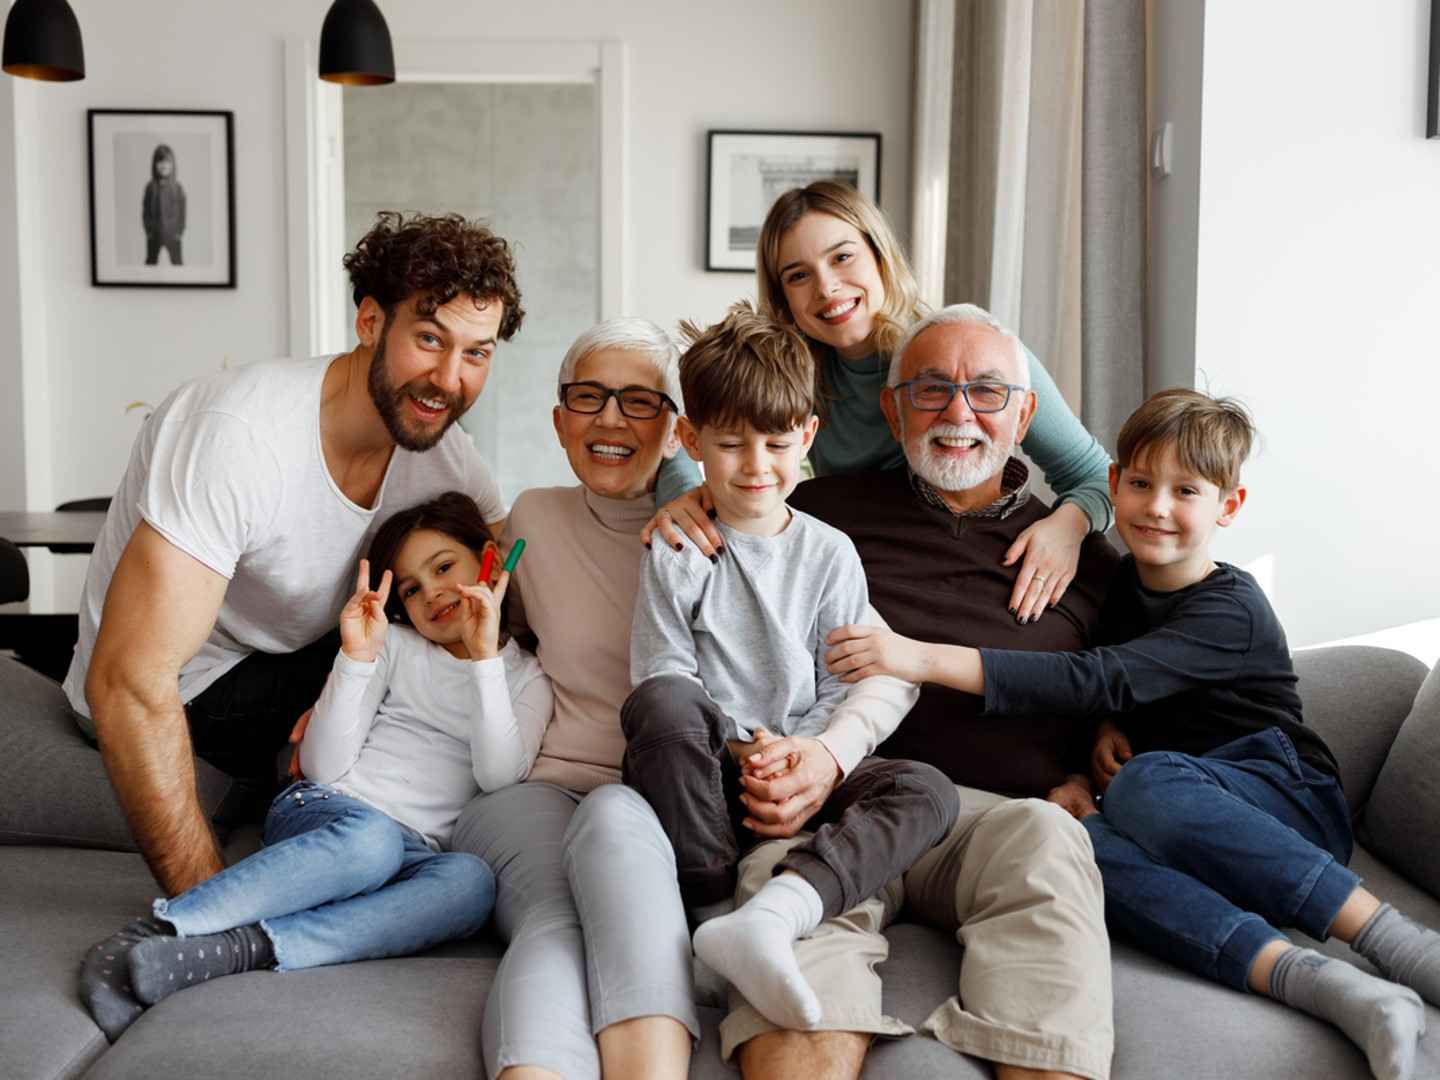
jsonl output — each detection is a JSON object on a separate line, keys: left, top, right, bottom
{"left": 621, "top": 673, "right": 959, "bottom": 918}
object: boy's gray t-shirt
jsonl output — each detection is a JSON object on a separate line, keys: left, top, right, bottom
{"left": 630, "top": 509, "right": 868, "bottom": 741}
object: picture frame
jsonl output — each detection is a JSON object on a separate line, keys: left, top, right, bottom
{"left": 1429, "top": 0, "right": 1440, "bottom": 138}
{"left": 87, "top": 109, "right": 236, "bottom": 288}
{"left": 705, "top": 129, "right": 882, "bottom": 272}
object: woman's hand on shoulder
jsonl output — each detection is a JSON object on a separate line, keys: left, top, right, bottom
{"left": 640, "top": 484, "right": 724, "bottom": 558}
{"left": 1003, "top": 500, "right": 1091, "bottom": 623}
{"left": 338, "top": 558, "right": 391, "bottom": 663}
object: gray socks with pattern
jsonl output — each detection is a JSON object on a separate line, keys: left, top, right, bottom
{"left": 1269, "top": 946, "right": 1425, "bottom": 1080}
{"left": 128, "top": 924, "right": 275, "bottom": 1005}
{"left": 1352, "top": 903, "right": 1440, "bottom": 1009}
{"left": 692, "top": 873, "right": 825, "bottom": 1030}
{"left": 79, "top": 917, "right": 170, "bottom": 1042}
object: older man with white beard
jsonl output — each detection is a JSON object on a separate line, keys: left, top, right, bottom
{"left": 723, "top": 305, "right": 1122, "bottom": 1080}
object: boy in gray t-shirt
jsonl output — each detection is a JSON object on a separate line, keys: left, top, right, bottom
{"left": 621, "top": 303, "right": 958, "bottom": 1032}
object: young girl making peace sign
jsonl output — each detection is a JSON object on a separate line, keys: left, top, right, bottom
{"left": 83, "top": 493, "right": 549, "bottom": 1035}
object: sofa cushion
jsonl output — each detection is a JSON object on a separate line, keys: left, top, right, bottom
{"left": 1293, "top": 646, "right": 1428, "bottom": 813}
{"left": 0, "top": 847, "right": 155, "bottom": 1080}
{"left": 3, "top": 841, "right": 1436, "bottom": 1080}
{"left": 0, "top": 656, "right": 230, "bottom": 850}
{"left": 1108, "top": 936, "right": 1438, "bottom": 1079}
{"left": 85, "top": 955, "right": 502, "bottom": 1080}
{"left": 1360, "top": 661, "right": 1440, "bottom": 896}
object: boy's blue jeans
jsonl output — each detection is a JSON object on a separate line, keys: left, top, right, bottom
{"left": 153, "top": 782, "right": 495, "bottom": 971}
{"left": 1084, "top": 727, "right": 1359, "bottom": 991}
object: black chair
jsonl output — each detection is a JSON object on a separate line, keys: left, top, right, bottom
{"left": 0, "top": 537, "right": 29, "bottom": 605}
{"left": 48, "top": 496, "right": 111, "bottom": 555}
{"left": 0, "top": 536, "right": 76, "bottom": 681}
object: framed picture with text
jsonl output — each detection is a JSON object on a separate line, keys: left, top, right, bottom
{"left": 706, "top": 129, "right": 882, "bottom": 272}
{"left": 88, "top": 109, "right": 236, "bottom": 287}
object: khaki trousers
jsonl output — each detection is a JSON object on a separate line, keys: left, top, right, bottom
{"left": 719, "top": 785, "right": 1114, "bottom": 1080}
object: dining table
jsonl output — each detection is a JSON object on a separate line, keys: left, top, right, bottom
{"left": 0, "top": 511, "right": 107, "bottom": 552}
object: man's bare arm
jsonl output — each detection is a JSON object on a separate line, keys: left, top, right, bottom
{"left": 85, "top": 521, "right": 229, "bottom": 897}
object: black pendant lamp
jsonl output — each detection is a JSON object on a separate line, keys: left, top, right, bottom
{"left": 2, "top": 0, "right": 85, "bottom": 82}
{"left": 318, "top": 0, "right": 394, "bottom": 86}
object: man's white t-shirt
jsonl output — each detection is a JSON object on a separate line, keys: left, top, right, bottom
{"left": 63, "top": 355, "right": 506, "bottom": 718}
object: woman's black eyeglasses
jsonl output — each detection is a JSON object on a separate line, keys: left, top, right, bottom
{"left": 559, "top": 381, "right": 678, "bottom": 420}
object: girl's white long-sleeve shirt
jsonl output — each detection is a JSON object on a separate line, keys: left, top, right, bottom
{"left": 298, "top": 627, "right": 552, "bottom": 850}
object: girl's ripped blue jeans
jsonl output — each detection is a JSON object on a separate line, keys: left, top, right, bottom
{"left": 152, "top": 782, "right": 495, "bottom": 971}
{"left": 1083, "top": 727, "right": 1359, "bottom": 991}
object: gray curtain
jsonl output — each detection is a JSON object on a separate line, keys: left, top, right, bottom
{"left": 943, "top": 0, "right": 1145, "bottom": 456}
{"left": 1081, "top": 0, "right": 1146, "bottom": 455}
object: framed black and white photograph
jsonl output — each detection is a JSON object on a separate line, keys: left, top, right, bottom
{"left": 87, "top": 110, "right": 236, "bottom": 288}
{"left": 706, "top": 129, "right": 881, "bottom": 272}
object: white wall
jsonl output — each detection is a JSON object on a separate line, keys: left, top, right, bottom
{"left": 9, "top": 0, "right": 914, "bottom": 606}
{"left": 1152, "top": 0, "right": 1440, "bottom": 646}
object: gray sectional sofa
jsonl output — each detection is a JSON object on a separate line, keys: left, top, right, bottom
{"left": 3, "top": 645, "right": 1438, "bottom": 1080}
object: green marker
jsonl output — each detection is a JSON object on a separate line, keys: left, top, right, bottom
{"left": 502, "top": 538, "right": 527, "bottom": 574}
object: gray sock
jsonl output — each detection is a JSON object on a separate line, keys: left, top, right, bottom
{"left": 78, "top": 917, "right": 170, "bottom": 1042}
{"left": 1270, "top": 946, "right": 1425, "bottom": 1080}
{"left": 128, "top": 924, "right": 275, "bottom": 1006}
{"left": 1353, "top": 903, "right": 1440, "bottom": 1009}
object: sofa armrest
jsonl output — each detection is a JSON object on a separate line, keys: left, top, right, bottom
{"left": 1293, "top": 646, "right": 1428, "bottom": 815}
{"left": 1359, "top": 660, "right": 1440, "bottom": 898}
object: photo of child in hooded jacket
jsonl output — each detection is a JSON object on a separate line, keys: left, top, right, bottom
{"left": 142, "top": 143, "right": 185, "bottom": 266}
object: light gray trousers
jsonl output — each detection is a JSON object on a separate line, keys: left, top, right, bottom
{"left": 451, "top": 780, "right": 699, "bottom": 1079}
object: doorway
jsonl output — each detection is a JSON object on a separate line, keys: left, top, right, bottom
{"left": 343, "top": 81, "right": 598, "bottom": 499}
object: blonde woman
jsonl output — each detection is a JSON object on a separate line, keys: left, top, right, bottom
{"left": 647, "top": 181, "right": 1112, "bottom": 624}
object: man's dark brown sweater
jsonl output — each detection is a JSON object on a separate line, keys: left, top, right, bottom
{"left": 790, "top": 465, "right": 1120, "bottom": 798}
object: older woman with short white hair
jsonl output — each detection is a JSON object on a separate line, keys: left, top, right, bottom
{"left": 451, "top": 317, "right": 698, "bottom": 1080}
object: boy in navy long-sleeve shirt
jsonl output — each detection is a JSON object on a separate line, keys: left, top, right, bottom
{"left": 826, "top": 389, "right": 1439, "bottom": 1080}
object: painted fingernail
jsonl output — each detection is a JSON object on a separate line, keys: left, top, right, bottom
{"left": 709, "top": 554, "right": 719, "bottom": 564}
{"left": 1008, "top": 606, "right": 1017, "bottom": 615}
{"left": 707, "top": 508, "right": 717, "bottom": 519}
{"left": 644, "top": 541, "right": 651, "bottom": 550}
{"left": 715, "top": 545, "right": 726, "bottom": 556}
{"left": 673, "top": 543, "right": 684, "bottom": 552}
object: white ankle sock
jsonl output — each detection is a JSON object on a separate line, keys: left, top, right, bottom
{"left": 692, "top": 874, "right": 825, "bottom": 1029}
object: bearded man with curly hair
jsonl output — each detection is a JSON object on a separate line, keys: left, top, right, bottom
{"left": 67, "top": 212, "right": 524, "bottom": 899}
